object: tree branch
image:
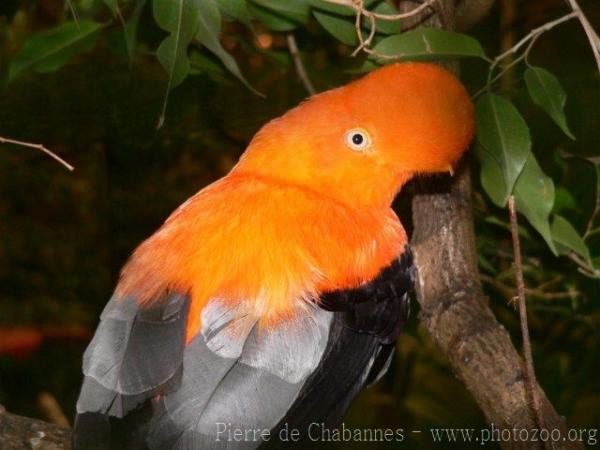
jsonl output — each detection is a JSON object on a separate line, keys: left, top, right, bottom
{"left": 404, "top": 4, "right": 582, "bottom": 446}
{"left": 0, "top": 136, "right": 74, "bottom": 171}
{"left": 412, "top": 162, "right": 581, "bottom": 449}
{"left": 322, "top": 0, "right": 438, "bottom": 58}
{"left": 480, "top": 273, "right": 579, "bottom": 300}
{"left": 565, "top": 0, "right": 600, "bottom": 73}
{"left": 0, "top": 405, "right": 71, "bottom": 450}
{"left": 508, "top": 195, "right": 546, "bottom": 440}
{"left": 286, "top": 33, "right": 316, "bottom": 96}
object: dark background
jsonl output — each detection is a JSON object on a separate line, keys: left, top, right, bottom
{"left": 1, "top": 0, "right": 599, "bottom": 448}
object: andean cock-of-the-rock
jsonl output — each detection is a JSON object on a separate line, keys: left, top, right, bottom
{"left": 74, "top": 62, "right": 474, "bottom": 449}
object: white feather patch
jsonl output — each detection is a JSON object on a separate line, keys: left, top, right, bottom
{"left": 200, "top": 298, "right": 332, "bottom": 383}
{"left": 200, "top": 299, "right": 256, "bottom": 359}
{"left": 240, "top": 306, "right": 332, "bottom": 383}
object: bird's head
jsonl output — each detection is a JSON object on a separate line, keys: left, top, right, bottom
{"left": 234, "top": 62, "right": 474, "bottom": 208}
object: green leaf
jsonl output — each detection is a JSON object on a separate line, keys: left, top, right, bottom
{"left": 524, "top": 66, "right": 575, "bottom": 139}
{"left": 194, "top": 0, "right": 219, "bottom": 37}
{"left": 476, "top": 93, "right": 531, "bottom": 205}
{"left": 190, "top": 50, "right": 225, "bottom": 75}
{"left": 219, "top": 0, "right": 252, "bottom": 26}
{"left": 156, "top": 35, "right": 192, "bottom": 89}
{"left": 248, "top": 2, "right": 299, "bottom": 31}
{"left": 371, "top": 28, "right": 489, "bottom": 63}
{"left": 476, "top": 144, "right": 507, "bottom": 208}
{"left": 123, "top": 0, "right": 147, "bottom": 64}
{"left": 153, "top": 0, "right": 199, "bottom": 35}
{"left": 195, "top": 0, "right": 261, "bottom": 96}
{"left": 313, "top": 10, "right": 357, "bottom": 46}
{"left": 250, "top": 0, "right": 310, "bottom": 24}
{"left": 367, "top": 2, "right": 402, "bottom": 35}
{"left": 154, "top": 2, "right": 198, "bottom": 82}
{"left": 479, "top": 253, "right": 497, "bottom": 274}
{"left": 153, "top": 0, "right": 201, "bottom": 127}
{"left": 9, "top": 21, "right": 104, "bottom": 81}
{"left": 513, "top": 154, "right": 557, "bottom": 254}
{"left": 552, "top": 215, "right": 592, "bottom": 265}
{"left": 313, "top": 3, "right": 401, "bottom": 48}
{"left": 346, "top": 59, "right": 382, "bottom": 74}
{"left": 189, "top": 50, "right": 232, "bottom": 85}
{"left": 553, "top": 187, "right": 577, "bottom": 213}
{"left": 103, "top": 0, "right": 119, "bottom": 16}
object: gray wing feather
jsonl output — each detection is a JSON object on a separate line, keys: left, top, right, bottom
{"left": 147, "top": 300, "right": 332, "bottom": 450}
{"left": 76, "top": 292, "right": 189, "bottom": 418}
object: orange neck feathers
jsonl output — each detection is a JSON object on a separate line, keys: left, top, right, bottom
{"left": 116, "top": 62, "right": 474, "bottom": 342}
{"left": 117, "top": 173, "right": 407, "bottom": 341}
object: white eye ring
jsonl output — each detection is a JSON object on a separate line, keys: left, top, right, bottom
{"left": 344, "top": 128, "right": 371, "bottom": 152}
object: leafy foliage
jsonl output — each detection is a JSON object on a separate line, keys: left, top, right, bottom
{"left": 153, "top": 0, "right": 202, "bottom": 125}
{"left": 195, "top": 0, "right": 258, "bottom": 95}
{"left": 524, "top": 66, "right": 575, "bottom": 140}
{"left": 372, "top": 28, "right": 489, "bottom": 63}
{"left": 513, "top": 154, "right": 557, "bottom": 254}
{"left": 122, "top": 0, "right": 147, "bottom": 63}
{"left": 313, "top": 10, "right": 358, "bottom": 46}
{"left": 219, "top": 0, "right": 252, "bottom": 27}
{"left": 8, "top": 20, "right": 104, "bottom": 81}
{"left": 475, "top": 93, "right": 532, "bottom": 207}
{"left": 154, "top": 0, "right": 199, "bottom": 87}
{"left": 552, "top": 215, "right": 592, "bottom": 264}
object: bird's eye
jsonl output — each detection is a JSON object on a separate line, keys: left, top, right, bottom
{"left": 344, "top": 129, "right": 371, "bottom": 152}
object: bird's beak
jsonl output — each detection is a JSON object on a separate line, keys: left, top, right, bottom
{"left": 447, "top": 165, "right": 454, "bottom": 176}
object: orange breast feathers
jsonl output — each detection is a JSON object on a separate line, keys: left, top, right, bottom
{"left": 117, "top": 174, "right": 407, "bottom": 341}
{"left": 116, "top": 62, "right": 475, "bottom": 342}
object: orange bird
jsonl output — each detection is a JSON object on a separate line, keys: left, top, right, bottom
{"left": 74, "top": 62, "right": 474, "bottom": 449}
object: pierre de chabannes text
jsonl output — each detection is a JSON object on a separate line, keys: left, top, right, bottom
{"left": 215, "top": 422, "right": 599, "bottom": 446}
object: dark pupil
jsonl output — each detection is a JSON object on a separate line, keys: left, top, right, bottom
{"left": 352, "top": 133, "right": 364, "bottom": 145}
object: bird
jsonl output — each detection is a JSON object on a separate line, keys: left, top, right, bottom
{"left": 73, "top": 62, "right": 474, "bottom": 449}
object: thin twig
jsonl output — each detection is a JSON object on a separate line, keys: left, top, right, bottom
{"left": 508, "top": 196, "right": 546, "bottom": 438}
{"left": 565, "top": 0, "right": 600, "bottom": 73}
{"left": 480, "top": 274, "right": 579, "bottom": 301}
{"left": 286, "top": 34, "right": 316, "bottom": 96}
{"left": 371, "top": 0, "right": 436, "bottom": 20}
{"left": 476, "top": 2, "right": 600, "bottom": 99}
{"left": 322, "top": 0, "right": 437, "bottom": 58}
{"left": 351, "top": 7, "right": 366, "bottom": 56}
{"left": 536, "top": 275, "right": 563, "bottom": 292}
{"left": 0, "top": 136, "right": 74, "bottom": 171}
{"left": 65, "top": 0, "right": 79, "bottom": 23}
{"left": 323, "top": 0, "right": 436, "bottom": 20}
{"left": 472, "top": 11, "right": 578, "bottom": 98}
{"left": 352, "top": 11, "right": 377, "bottom": 56}
{"left": 491, "top": 12, "right": 577, "bottom": 69}
{"left": 364, "top": 13, "right": 377, "bottom": 49}
{"left": 568, "top": 253, "right": 600, "bottom": 278}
